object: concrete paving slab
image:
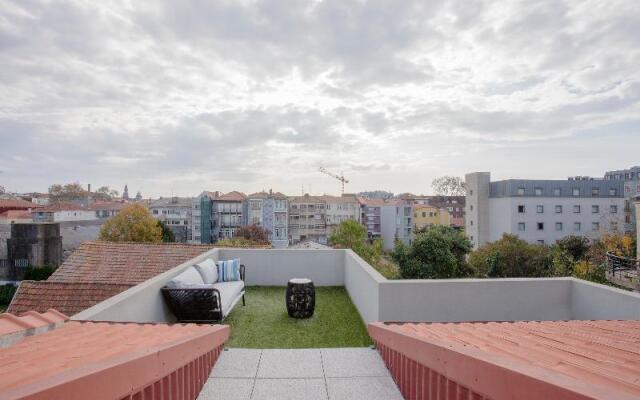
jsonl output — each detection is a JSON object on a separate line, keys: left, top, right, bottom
{"left": 251, "top": 378, "right": 328, "bottom": 400}
{"left": 197, "top": 378, "right": 253, "bottom": 400}
{"left": 257, "top": 349, "right": 323, "bottom": 378}
{"left": 321, "top": 347, "right": 390, "bottom": 378}
{"left": 212, "top": 349, "right": 262, "bottom": 378}
{"left": 326, "top": 377, "right": 404, "bottom": 400}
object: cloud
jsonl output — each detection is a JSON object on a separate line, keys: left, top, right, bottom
{"left": 0, "top": 0, "right": 639, "bottom": 196}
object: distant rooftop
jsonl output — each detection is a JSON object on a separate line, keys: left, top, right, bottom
{"left": 35, "top": 202, "right": 85, "bottom": 212}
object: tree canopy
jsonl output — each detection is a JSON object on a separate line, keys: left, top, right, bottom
{"left": 234, "top": 224, "right": 270, "bottom": 245}
{"left": 330, "top": 220, "right": 383, "bottom": 265}
{"left": 99, "top": 204, "right": 162, "bottom": 242}
{"left": 157, "top": 220, "right": 176, "bottom": 243}
{"left": 468, "top": 234, "right": 553, "bottom": 278}
{"left": 431, "top": 176, "right": 466, "bottom": 196}
{"left": 49, "top": 182, "right": 87, "bottom": 202}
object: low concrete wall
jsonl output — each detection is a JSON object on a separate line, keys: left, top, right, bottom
{"left": 344, "top": 250, "right": 384, "bottom": 324}
{"left": 73, "top": 249, "right": 220, "bottom": 323}
{"left": 219, "top": 249, "right": 344, "bottom": 286}
{"left": 378, "top": 278, "right": 573, "bottom": 323}
{"left": 571, "top": 278, "right": 640, "bottom": 320}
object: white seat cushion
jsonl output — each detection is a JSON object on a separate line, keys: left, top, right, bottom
{"left": 168, "top": 266, "right": 205, "bottom": 287}
{"left": 213, "top": 280, "right": 245, "bottom": 316}
{"left": 194, "top": 258, "right": 218, "bottom": 284}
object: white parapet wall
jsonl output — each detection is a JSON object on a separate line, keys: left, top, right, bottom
{"left": 74, "top": 248, "right": 640, "bottom": 325}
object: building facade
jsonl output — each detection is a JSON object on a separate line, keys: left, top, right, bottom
{"left": 360, "top": 198, "right": 412, "bottom": 251}
{"left": 324, "top": 194, "right": 360, "bottom": 238}
{"left": 149, "top": 197, "right": 193, "bottom": 243}
{"left": 32, "top": 203, "right": 96, "bottom": 223}
{"left": 211, "top": 192, "right": 247, "bottom": 242}
{"left": 466, "top": 172, "right": 625, "bottom": 249}
{"left": 247, "top": 191, "right": 289, "bottom": 248}
{"left": 604, "top": 166, "right": 640, "bottom": 233}
{"left": 413, "top": 204, "right": 451, "bottom": 230}
{"left": 288, "top": 195, "right": 327, "bottom": 245}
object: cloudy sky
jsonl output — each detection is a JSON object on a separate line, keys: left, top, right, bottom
{"left": 1, "top": 0, "right": 639, "bottom": 198}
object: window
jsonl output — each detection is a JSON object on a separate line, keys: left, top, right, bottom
{"left": 537, "top": 240, "right": 545, "bottom": 245}
{"left": 573, "top": 188, "right": 580, "bottom": 196}
{"left": 518, "top": 222, "right": 526, "bottom": 231}
{"left": 536, "top": 205, "right": 544, "bottom": 213}
{"left": 537, "top": 222, "right": 544, "bottom": 231}
{"left": 592, "top": 222, "right": 600, "bottom": 231}
{"left": 610, "top": 205, "right": 618, "bottom": 213}
{"left": 591, "top": 187, "right": 600, "bottom": 196}
{"left": 592, "top": 205, "right": 599, "bottom": 214}
{"left": 470, "top": 205, "right": 473, "bottom": 211}
{"left": 469, "top": 190, "right": 473, "bottom": 195}
{"left": 422, "top": 212, "right": 426, "bottom": 217}
{"left": 153, "top": 210, "right": 158, "bottom": 215}
{"left": 534, "top": 187, "right": 543, "bottom": 196}
{"left": 553, "top": 188, "right": 562, "bottom": 196}
{"left": 555, "top": 205, "right": 563, "bottom": 213}
{"left": 573, "top": 205, "right": 581, "bottom": 213}
{"left": 517, "top": 187, "right": 525, "bottom": 196}
{"left": 574, "top": 222, "right": 581, "bottom": 231}
{"left": 555, "top": 222, "right": 563, "bottom": 231}
{"left": 517, "top": 205, "right": 525, "bottom": 213}
{"left": 610, "top": 221, "right": 619, "bottom": 231}
{"left": 470, "top": 220, "right": 474, "bottom": 226}
{"left": 609, "top": 188, "right": 617, "bottom": 196}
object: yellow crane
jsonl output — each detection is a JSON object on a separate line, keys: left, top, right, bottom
{"left": 319, "top": 167, "right": 349, "bottom": 194}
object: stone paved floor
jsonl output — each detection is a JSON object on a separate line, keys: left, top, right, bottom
{"left": 197, "top": 348, "right": 403, "bottom": 400}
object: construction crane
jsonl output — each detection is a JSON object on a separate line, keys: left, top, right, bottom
{"left": 319, "top": 167, "right": 349, "bottom": 194}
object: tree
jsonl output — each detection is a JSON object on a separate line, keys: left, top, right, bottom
{"left": 357, "top": 190, "right": 394, "bottom": 200}
{"left": 49, "top": 182, "right": 87, "bottom": 201}
{"left": 94, "top": 186, "right": 120, "bottom": 201}
{"left": 330, "top": 220, "right": 382, "bottom": 265}
{"left": 554, "top": 235, "right": 591, "bottom": 261}
{"left": 217, "top": 237, "right": 270, "bottom": 247}
{"left": 431, "top": 176, "right": 466, "bottom": 196}
{"left": 468, "top": 234, "right": 553, "bottom": 278}
{"left": 157, "top": 220, "right": 175, "bottom": 243}
{"left": 234, "top": 224, "right": 270, "bottom": 245}
{"left": 99, "top": 204, "right": 162, "bottom": 242}
{"left": 392, "top": 225, "right": 472, "bottom": 279}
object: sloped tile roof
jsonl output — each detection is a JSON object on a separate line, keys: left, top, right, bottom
{"left": 0, "top": 309, "right": 68, "bottom": 337}
{"left": 7, "top": 281, "right": 133, "bottom": 316}
{"left": 217, "top": 191, "right": 247, "bottom": 201}
{"left": 0, "top": 320, "right": 229, "bottom": 399}
{"left": 0, "top": 199, "right": 40, "bottom": 209}
{"left": 87, "top": 201, "right": 129, "bottom": 211}
{"left": 47, "top": 241, "right": 215, "bottom": 285}
{"left": 0, "top": 210, "right": 33, "bottom": 219}
{"left": 36, "top": 202, "right": 84, "bottom": 212}
{"left": 373, "top": 320, "right": 640, "bottom": 399}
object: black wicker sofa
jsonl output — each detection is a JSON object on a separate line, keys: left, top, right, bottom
{"left": 161, "top": 258, "right": 246, "bottom": 323}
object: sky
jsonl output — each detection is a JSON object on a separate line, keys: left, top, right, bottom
{"left": 1, "top": 0, "right": 639, "bottom": 198}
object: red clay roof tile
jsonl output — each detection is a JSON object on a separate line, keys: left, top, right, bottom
{"left": 0, "top": 199, "right": 40, "bottom": 210}
{"left": 35, "top": 202, "right": 84, "bottom": 212}
{"left": 0, "top": 309, "right": 68, "bottom": 337}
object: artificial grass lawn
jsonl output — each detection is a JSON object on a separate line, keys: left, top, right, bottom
{"left": 224, "top": 286, "right": 372, "bottom": 348}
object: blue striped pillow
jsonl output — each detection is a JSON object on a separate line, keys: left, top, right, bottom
{"left": 216, "top": 259, "right": 241, "bottom": 282}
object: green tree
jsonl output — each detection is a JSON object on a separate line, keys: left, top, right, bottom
{"left": 157, "top": 220, "right": 175, "bottom": 243}
{"left": 99, "top": 204, "right": 162, "bottom": 242}
{"left": 330, "top": 220, "right": 382, "bottom": 265}
{"left": 554, "top": 235, "right": 590, "bottom": 261}
{"left": 48, "top": 182, "right": 87, "bottom": 202}
{"left": 94, "top": 186, "right": 120, "bottom": 201}
{"left": 468, "top": 234, "right": 553, "bottom": 278}
{"left": 234, "top": 224, "right": 270, "bottom": 245}
{"left": 392, "top": 225, "right": 472, "bottom": 279}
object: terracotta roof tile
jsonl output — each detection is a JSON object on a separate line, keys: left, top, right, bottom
{"left": 87, "top": 201, "right": 129, "bottom": 211}
{"left": 36, "top": 202, "right": 84, "bottom": 212}
{"left": 0, "top": 320, "right": 229, "bottom": 399}
{"left": 0, "top": 309, "right": 68, "bottom": 337}
{"left": 217, "top": 191, "right": 247, "bottom": 201}
{"left": 47, "top": 241, "right": 215, "bottom": 285}
{"left": 0, "top": 210, "right": 33, "bottom": 219}
{"left": 0, "top": 199, "right": 40, "bottom": 209}
{"left": 7, "top": 281, "right": 133, "bottom": 316}
{"left": 376, "top": 320, "right": 640, "bottom": 399}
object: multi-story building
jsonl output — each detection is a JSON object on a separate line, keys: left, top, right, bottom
{"left": 398, "top": 194, "right": 465, "bottom": 228}
{"left": 324, "top": 194, "right": 360, "bottom": 238}
{"left": 288, "top": 194, "right": 327, "bottom": 245}
{"left": 636, "top": 197, "right": 640, "bottom": 257}
{"left": 247, "top": 190, "right": 289, "bottom": 248}
{"left": 32, "top": 202, "right": 96, "bottom": 223}
{"left": 211, "top": 191, "right": 247, "bottom": 242}
{"left": 359, "top": 198, "right": 412, "bottom": 251}
{"left": 465, "top": 172, "right": 625, "bottom": 249}
{"left": 604, "top": 166, "right": 640, "bottom": 233}
{"left": 149, "top": 197, "right": 193, "bottom": 243}
{"left": 88, "top": 201, "right": 128, "bottom": 219}
{"left": 413, "top": 204, "right": 451, "bottom": 230}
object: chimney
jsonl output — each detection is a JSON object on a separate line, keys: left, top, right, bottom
{"left": 87, "top": 184, "right": 91, "bottom": 193}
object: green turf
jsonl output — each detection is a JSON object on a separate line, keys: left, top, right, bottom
{"left": 224, "top": 286, "right": 372, "bottom": 348}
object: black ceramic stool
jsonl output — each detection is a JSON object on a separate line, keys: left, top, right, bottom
{"left": 286, "top": 278, "right": 315, "bottom": 318}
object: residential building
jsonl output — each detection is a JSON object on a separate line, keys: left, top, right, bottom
{"left": 247, "top": 190, "right": 289, "bottom": 248}
{"left": 32, "top": 202, "right": 96, "bottom": 223}
{"left": 211, "top": 191, "right": 247, "bottom": 242}
{"left": 88, "top": 201, "right": 128, "bottom": 219}
{"left": 413, "top": 204, "right": 451, "bottom": 230}
{"left": 604, "top": 166, "right": 640, "bottom": 233}
{"left": 0, "top": 210, "right": 32, "bottom": 224}
{"left": 360, "top": 198, "right": 412, "bottom": 251}
{"left": 0, "top": 198, "right": 40, "bottom": 215}
{"left": 426, "top": 195, "right": 465, "bottom": 228}
{"left": 636, "top": 197, "right": 640, "bottom": 257}
{"left": 288, "top": 194, "right": 327, "bottom": 245}
{"left": 149, "top": 197, "right": 193, "bottom": 243}
{"left": 324, "top": 194, "right": 360, "bottom": 237}
{"left": 466, "top": 172, "right": 625, "bottom": 249}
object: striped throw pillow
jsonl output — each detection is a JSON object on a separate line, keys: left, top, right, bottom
{"left": 216, "top": 259, "right": 241, "bottom": 282}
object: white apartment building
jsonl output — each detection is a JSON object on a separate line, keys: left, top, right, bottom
{"left": 324, "top": 194, "right": 360, "bottom": 237}
{"left": 466, "top": 172, "right": 625, "bottom": 249}
{"left": 149, "top": 197, "right": 193, "bottom": 243}
{"left": 32, "top": 202, "right": 96, "bottom": 223}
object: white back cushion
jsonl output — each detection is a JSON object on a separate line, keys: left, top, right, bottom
{"left": 170, "top": 266, "right": 205, "bottom": 286}
{"left": 194, "top": 258, "right": 218, "bottom": 284}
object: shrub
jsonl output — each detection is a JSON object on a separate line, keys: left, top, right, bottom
{"left": 234, "top": 225, "right": 270, "bottom": 245}
{"left": 157, "top": 220, "right": 175, "bottom": 243}
{"left": 468, "top": 234, "right": 553, "bottom": 278}
{"left": 554, "top": 235, "right": 590, "bottom": 261}
{"left": 23, "top": 265, "right": 55, "bottom": 281}
{"left": 573, "top": 261, "right": 608, "bottom": 284}
{"left": 393, "top": 225, "right": 472, "bottom": 279}
{"left": 0, "top": 284, "right": 17, "bottom": 306}
{"left": 216, "top": 237, "right": 270, "bottom": 248}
